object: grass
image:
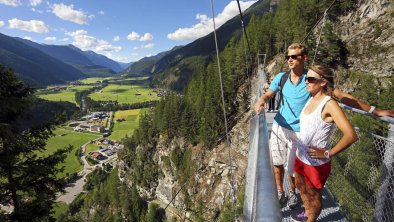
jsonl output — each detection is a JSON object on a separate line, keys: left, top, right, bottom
{"left": 88, "top": 84, "right": 159, "bottom": 104}
{"left": 52, "top": 202, "right": 68, "bottom": 219}
{"left": 108, "top": 109, "right": 148, "bottom": 141}
{"left": 79, "top": 77, "right": 106, "bottom": 84}
{"left": 37, "top": 85, "right": 95, "bottom": 105}
{"left": 85, "top": 143, "right": 100, "bottom": 155}
{"left": 44, "top": 128, "right": 101, "bottom": 178}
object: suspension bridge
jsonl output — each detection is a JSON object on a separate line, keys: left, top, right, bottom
{"left": 242, "top": 66, "right": 394, "bottom": 222}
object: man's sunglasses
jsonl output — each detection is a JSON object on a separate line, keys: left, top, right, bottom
{"left": 285, "top": 54, "right": 304, "bottom": 60}
{"left": 305, "top": 76, "right": 323, "bottom": 83}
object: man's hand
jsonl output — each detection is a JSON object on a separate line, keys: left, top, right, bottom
{"left": 254, "top": 99, "right": 266, "bottom": 113}
{"left": 254, "top": 89, "right": 275, "bottom": 113}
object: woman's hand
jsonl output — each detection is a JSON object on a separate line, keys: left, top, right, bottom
{"left": 308, "top": 147, "right": 328, "bottom": 159}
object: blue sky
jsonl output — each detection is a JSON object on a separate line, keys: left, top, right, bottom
{"left": 0, "top": 0, "right": 257, "bottom": 63}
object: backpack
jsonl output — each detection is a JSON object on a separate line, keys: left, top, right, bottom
{"left": 276, "top": 71, "right": 290, "bottom": 109}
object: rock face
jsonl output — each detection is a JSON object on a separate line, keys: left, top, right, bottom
{"left": 338, "top": 0, "right": 393, "bottom": 78}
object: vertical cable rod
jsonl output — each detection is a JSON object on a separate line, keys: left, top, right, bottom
{"left": 209, "top": 0, "right": 238, "bottom": 221}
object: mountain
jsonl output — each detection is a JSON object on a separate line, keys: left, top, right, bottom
{"left": 124, "top": 0, "right": 272, "bottom": 90}
{"left": 123, "top": 45, "right": 182, "bottom": 76}
{"left": 118, "top": 61, "right": 134, "bottom": 70}
{"left": 15, "top": 38, "right": 122, "bottom": 75}
{"left": 80, "top": 49, "right": 123, "bottom": 72}
{"left": 0, "top": 33, "right": 86, "bottom": 86}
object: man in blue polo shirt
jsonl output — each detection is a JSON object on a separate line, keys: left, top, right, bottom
{"left": 255, "top": 43, "right": 394, "bottom": 209}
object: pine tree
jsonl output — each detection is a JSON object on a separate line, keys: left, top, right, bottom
{"left": 0, "top": 66, "right": 69, "bottom": 221}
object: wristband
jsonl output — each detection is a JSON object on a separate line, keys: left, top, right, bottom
{"left": 324, "top": 150, "right": 330, "bottom": 159}
{"left": 368, "top": 106, "right": 376, "bottom": 114}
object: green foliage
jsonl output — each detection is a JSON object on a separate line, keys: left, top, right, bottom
{"left": 0, "top": 66, "right": 70, "bottom": 221}
{"left": 145, "top": 203, "right": 166, "bottom": 222}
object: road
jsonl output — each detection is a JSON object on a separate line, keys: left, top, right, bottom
{"left": 56, "top": 141, "right": 117, "bottom": 204}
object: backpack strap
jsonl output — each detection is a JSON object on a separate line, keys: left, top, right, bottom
{"left": 277, "top": 71, "right": 290, "bottom": 108}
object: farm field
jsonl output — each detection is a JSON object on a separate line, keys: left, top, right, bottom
{"left": 37, "top": 85, "right": 95, "bottom": 104}
{"left": 88, "top": 84, "right": 159, "bottom": 104}
{"left": 109, "top": 108, "right": 148, "bottom": 141}
{"left": 79, "top": 77, "right": 106, "bottom": 84}
{"left": 44, "top": 128, "right": 101, "bottom": 177}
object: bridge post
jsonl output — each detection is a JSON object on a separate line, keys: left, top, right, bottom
{"left": 373, "top": 123, "right": 394, "bottom": 222}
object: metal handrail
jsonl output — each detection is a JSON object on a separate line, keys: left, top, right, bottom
{"left": 243, "top": 63, "right": 281, "bottom": 222}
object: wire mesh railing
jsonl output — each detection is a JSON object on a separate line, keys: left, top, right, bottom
{"left": 326, "top": 124, "right": 394, "bottom": 222}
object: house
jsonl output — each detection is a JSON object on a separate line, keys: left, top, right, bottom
{"left": 90, "top": 125, "right": 104, "bottom": 133}
{"left": 90, "top": 152, "right": 104, "bottom": 160}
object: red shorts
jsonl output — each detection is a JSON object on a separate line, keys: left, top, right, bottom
{"left": 294, "top": 156, "right": 331, "bottom": 189}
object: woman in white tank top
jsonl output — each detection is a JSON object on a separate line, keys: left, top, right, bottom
{"left": 291, "top": 65, "right": 358, "bottom": 222}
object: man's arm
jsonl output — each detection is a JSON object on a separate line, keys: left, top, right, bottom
{"left": 254, "top": 89, "right": 275, "bottom": 112}
{"left": 332, "top": 88, "right": 394, "bottom": 117}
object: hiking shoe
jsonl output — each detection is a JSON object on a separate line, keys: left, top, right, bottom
{"left": 288, "top": 191, "right": 299, "bottom": 209}
{"left": 278, "top": 191, "right": 286, "bottom": 205}
{"left": 291, "top": 211, "right": 308, "bottom": 222}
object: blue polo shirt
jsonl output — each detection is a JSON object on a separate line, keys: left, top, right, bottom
{"left": 269, "top": 71, "right": 310, "bottom": 132}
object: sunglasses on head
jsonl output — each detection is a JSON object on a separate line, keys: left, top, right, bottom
{"left": 305, "top": 76, "right": 323, "bottom": 83}
{"left": 285, "top": 54, "right": 303, "bottom": 60}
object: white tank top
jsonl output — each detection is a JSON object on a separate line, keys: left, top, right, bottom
{"left": 296, "top": 96, "right": 334, "bottom": 166}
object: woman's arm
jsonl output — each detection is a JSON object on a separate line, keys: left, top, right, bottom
{"left": 325, "top": 100, "right": 358, "bottom": 157}
{"left": 308, "top": 100, "right": 358, "bottom": 159}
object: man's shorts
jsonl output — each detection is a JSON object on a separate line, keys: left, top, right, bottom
{"left": 269, "top": 123, "right": 299, "bottom": 176}
{"left": 294, "top": 156, "right": 331, "bottom": 189}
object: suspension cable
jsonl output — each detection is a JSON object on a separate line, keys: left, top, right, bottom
{"left": 209, "top": 0, "right": 238, "bottom": 221}
{"left": 301, "top": 0, "right": 337, "bottom": 44}
{"left": 236, "top": 0, "right": 252, "bottom": 66}
{"left": 311, "top": 10, "right": 327, "bottom": 65}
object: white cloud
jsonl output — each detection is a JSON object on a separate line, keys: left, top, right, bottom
{"left": 127, "top": 32, "right": 140, "bottom": 41}
{"left": 141, "top": 43, "right": 154, "bottom": 49}
{"left": 127, "top": 32, "right": 154, "bottom": 42}
{"left": 0, "top": 0, "right": 21, "bottom": 7}
{"left": 66, "top": 29, "right": 122, "bottom": 53}
{"left": 167, "top": 0, "right": 256, "bottom": 41}
{"left": 23, "top": 36, "right": 32, "bottom": 41}
{"left": 29, "top": 0, "right": 42, "bottom": 6}
{"left": 0, "top": 21, "right": 4, "bottom": 27}
{"left": 44, "top": 36, "right": 56, "bottom": 41}
{"left": 98, "top": 10, "right": 105, "bottom": 15}
{"left": 31, "top": 8, "right": 43, "bottom": 13}
{"left": 113, "top": 35, "right": 120, "bottom": 42}
{"left": 139, "top": 33, "right": 153, "bottom": 41}
{"left": 8, "top": 18, "right": 49, "bottom": 33}
{"left": 60, "top": 37, "right": 69, "bottom": 41}
{"left": 51, "top": 3, "right": 89, "bottom": 25}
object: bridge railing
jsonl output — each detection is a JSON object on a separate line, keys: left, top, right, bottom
{"left": 243, "top": 66, "right": 281, "bottom": 222}
{"left": 326, "top": 105, "right": 394, "bottom": 222}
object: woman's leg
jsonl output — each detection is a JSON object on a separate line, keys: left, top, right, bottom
{"left": 295, "top": 173, "right": 309, "bottom": 214}
{"left": 295, "top": 173, "right": 322, "bottom": 221}
{"left": 304, "top": 185, "right": 322, "bottom": 221}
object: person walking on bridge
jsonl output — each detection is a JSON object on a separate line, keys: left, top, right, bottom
{"left": 254, "top": 43, "right": 394, "bottom": 210}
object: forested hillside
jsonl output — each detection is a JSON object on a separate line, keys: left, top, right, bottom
{"left": 0, "top": 33, "right": 86, "bottom": 86}
{"left": 45, "top": 0, "right": 394, "bottom": 221}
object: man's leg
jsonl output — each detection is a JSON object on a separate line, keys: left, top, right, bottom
{"left": 270, "top": 124, "right": 287, "bottom": 203}
{"left": 274, "top": 165, "right": 285, "bottom": 193}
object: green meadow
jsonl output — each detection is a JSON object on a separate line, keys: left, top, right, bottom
{"left": 37, "top": 85, "right": 95, "bottom": 105}
{"left": 79, "top": 77, "right": 106, "bottom": 84}
{"left": 44, "top": 128, "right": 101, "bottom": 177}
{"left": 109, "top": 108, "right": 148, "bottom": 141}
{"left": 88, "top": 84, "right": 159, "bottom": 104}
